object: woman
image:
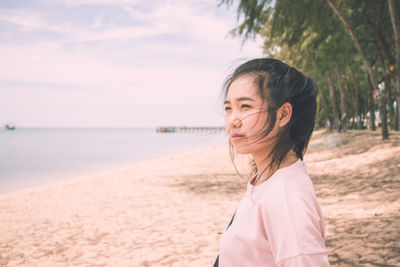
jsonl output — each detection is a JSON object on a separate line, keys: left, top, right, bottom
{"left": 215, "top": 58, "right": 329, "bottom": 266}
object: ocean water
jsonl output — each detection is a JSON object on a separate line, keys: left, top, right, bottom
{"left": 0, "top": 128, "right": 227, "bottom": 194}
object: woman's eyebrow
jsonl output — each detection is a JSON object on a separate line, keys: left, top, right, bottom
{"left": 224, "top": 97, "right": 255, "bottom": 104}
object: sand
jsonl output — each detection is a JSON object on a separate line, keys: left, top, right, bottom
{"left": 0, "top": 130, "right": 399, "bottom": 266}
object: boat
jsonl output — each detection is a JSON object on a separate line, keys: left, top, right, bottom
{"left": 4, "top": 123, "right": 16, "bottom": 130}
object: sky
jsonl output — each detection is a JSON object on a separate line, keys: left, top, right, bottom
{"left": 0, "top": 0, "right": 263, "bottom": 128}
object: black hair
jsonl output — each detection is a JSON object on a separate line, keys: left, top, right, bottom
{"left": 223, "top": 58, "right": 318, "bottom": 184}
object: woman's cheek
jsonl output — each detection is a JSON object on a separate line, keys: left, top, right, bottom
{"left": 224, "top": 114, "right": 231, "bottom": 133}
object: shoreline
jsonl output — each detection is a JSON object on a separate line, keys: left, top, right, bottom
{"left": 0, "top": 142, "right": 229, "bottom": 196}
{"left": 0, "top": 127, "right": 227, "bottom": 195}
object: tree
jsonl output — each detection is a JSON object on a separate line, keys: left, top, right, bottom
{"left": 220, "top": 0, "right": 399, "bottom": 139}
{"left": 326, "top": 0, "right": 389, "bottom": 139}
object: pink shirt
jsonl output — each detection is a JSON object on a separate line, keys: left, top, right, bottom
{"left": 219, "top": 159, "right": 329, "bottom": 266}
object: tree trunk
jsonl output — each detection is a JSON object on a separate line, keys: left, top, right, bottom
{"left": 328, "top": 74, "right": 340, "bottom": 131}
{"left": 395, "top": 96, "right": 400, "bottom": 131}
{"left": 318, "top": 93, "right": 330, "bottom": 130}
{"left": 346, "top": 68, "right": 361, "bottom": 129}
{"left": 350, "top": 83, "right": 360, "bottom": 129}
{"left": 378, "top": 50, "right": 398, "bottom": 132}
{"left": 379, "top": 92, "right": 389, "bottom": 139}
{"left": 367, "top": 79, "right": 377, "bottom": 131}
{"left": 363, "top": 92, "right": 369, "bottom": 129}
{"left": 336, "top": 64, "right": 347, "bottom": 131}
{"left": 388, "top": 84, "right": 396, "bottom": 130}
{"left": 354, "top": 91, "right": 360, "bottom": 129}
{"left": 376, "top": 51, "right": 390, "bottom": 139}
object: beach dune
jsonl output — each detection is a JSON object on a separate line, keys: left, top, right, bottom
{"left": 0, "top": 130, "right": 399, "bottom": 266}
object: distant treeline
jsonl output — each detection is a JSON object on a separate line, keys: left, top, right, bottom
{"left": 221, "top": 0, "right": 400, "bottom": 139}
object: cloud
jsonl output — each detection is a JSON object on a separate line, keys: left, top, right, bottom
{"left": 0, "top": 6, "right": 186, "bottom": 45}
{"left": 0, "top": 41, "right": 222, "bottom": 99}
{"left": 0, "top": 1, "right": 251, "bottom": 51}
{"left": 0, "top": 9, "right": 45, "bottom": 30}
{"left": 51, "top": 0, "right": 146, "bottom": 6}
{"left": 0, "top": 0, "right": 262, "bottom": 127}
{"left": 120, "top": 1, "right": 232, "bottom": 44}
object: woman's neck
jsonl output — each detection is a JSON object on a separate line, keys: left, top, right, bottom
{"left": 252, "top": 150, "right": 298, "bottom": 186}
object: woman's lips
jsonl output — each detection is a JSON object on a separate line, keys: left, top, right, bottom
{"left": 231, "top": 134, "right": 245, "bottom": 141}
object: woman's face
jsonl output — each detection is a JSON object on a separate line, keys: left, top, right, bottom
{"left": 224, "top": 75, "right": 275, "bottom": 155}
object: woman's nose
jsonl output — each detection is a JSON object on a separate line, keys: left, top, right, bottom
{"left": 227, "top": 112, "right": 242, "bottom": 129}
{"left": 232, "top": 118, "right": 242, "bottom": 128}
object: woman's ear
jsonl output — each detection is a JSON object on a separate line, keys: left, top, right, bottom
{"left": 277, "top": 102, "right": 292, "bottom": 127}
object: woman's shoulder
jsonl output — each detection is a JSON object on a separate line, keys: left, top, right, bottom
{"left": 258, "top": 160, "right": 318, "bottom": 207}
{"left": 265, "top": 159, "right": 312, "bottom": 189}
{"left": 257, "top": 160, "right": 326, "bottom": 239}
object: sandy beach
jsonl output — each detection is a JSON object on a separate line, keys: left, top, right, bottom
{"left": 0, "top": 130, "right": 399, "bottom": 266}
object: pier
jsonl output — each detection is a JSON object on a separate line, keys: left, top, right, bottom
{"left": 156, "top": 126, "right": 225, "bottom": 133}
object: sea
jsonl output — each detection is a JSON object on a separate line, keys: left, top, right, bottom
{"left": 0, "top": 127, "right": 227, "bottom": 194}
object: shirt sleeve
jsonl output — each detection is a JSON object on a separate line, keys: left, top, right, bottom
{"left": 261, "top": 172, "right": 329, "bottom": 265}
{"left": 278, "top": 253, "right": 330, "bottom": 267}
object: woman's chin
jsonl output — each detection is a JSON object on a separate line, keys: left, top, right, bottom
{"left": 232, "top": 145, "right": 251, "bottom": 155}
